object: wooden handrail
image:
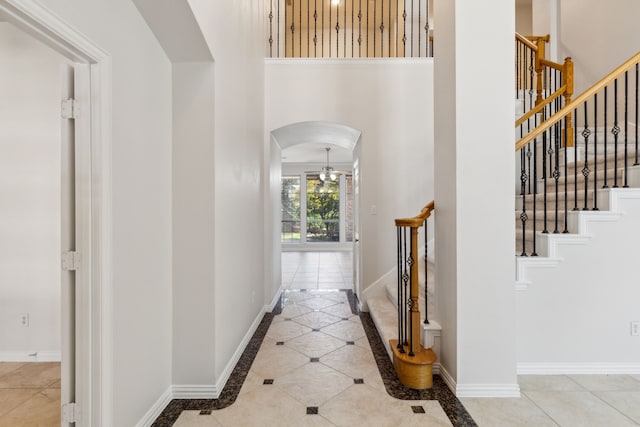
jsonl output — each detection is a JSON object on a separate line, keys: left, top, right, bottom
{"left": 516, "top": 85, "right": 567, "bottom": 127}
{"left": 515, "top": 32, "right": 538, "bottom": 52}
{"left": 395, "top": 201, "right": 435, "bottom": 228}
{"left": 539, "top": 58, "right": 564, "bottom": 72}
{"left": 525, "top": 34, "right": 550, "bottom": 43}
{"left": 516, "top": 51, "right": 640, "bottom": 151}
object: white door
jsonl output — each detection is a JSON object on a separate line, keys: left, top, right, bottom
{"left": 352, "top": 144, "right": 362, "bottom": 297}
{"left": 60, "top": 63, "right": 76, "bottom": 427}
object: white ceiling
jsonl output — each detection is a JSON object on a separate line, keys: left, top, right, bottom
{"left": 282, "top": 143, "right": 352, "bottom": 164}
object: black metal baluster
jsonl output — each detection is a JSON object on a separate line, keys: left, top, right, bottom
{"left": 604, "top": 87, "right": 609, "bottom": 188}
{"left": 380, "top": 0, "right": 384, "bottom": 57}
{"left": 336, "top": 2, "right": 340, "bottom": 57}
{"left": 528, "top": 50, "right": 535, "bottom": 113}
{"left": 322, "top": 0, "right": 325, "bottom": 56}
{"left": 329, "top": 0, "right": 331, "bottom": 57}
{"left": 351, "top": 0, "right": 354, "bottom": 57}
{"left": 624, "top": 71, "right": 629, "bottom": 187}
{"left": 402, "top": 2, "right": 407, "bottom": 56}
{"left": 388, "top": 0, "right": 391, "bottom": 57}
{"left": 408, "top": 241, "right": 415, "bottom": 357}
{"left": 424, "top": 221, "right": 429, "bottom": 324}
{"left": 532, "top": 134, "right": 538, "bottom": 256}
{"left": 636, "top": 64, "right": 639, "bottom": 166}
{"left": 418, "top": 0, "right": 421, "bottom": 57}
{"left": 563, "top": 118, "right": 569, "bottom": 233}
{"left": 543, "top": 128, "right": 549, "bottom": 233}
{"left": 582, "top": 103, "right": 591, "bottom": 210}
{"left": 344, "top": 0, "right": 347, "bottom": 57}
{"left": 277, "top": 0, "right": 281, "bottom": 57}
{"left": 358, "top": 0, "right": 362, "bottom": 57}
{"left": 373, "top": 0, "right": 376, "bottom": 57}
{"left": 403, "top": 227, "right": 408, "bottom": 347}
{"left": 307, "top": 0, "right": 310, "bottom": 57}
{"left": 299, "top": 0, "right": 302, "bottom": 56}
{"left": 573, "top": 109, "right": 578, "bottom": 210}
{"left": 395, "top": 0, "right": 398, "bottom": 56}
{"left": 527, "top": 120, "right": 532, "bottom": 194}
{"left": 366, "top": 0, "right": 369, "bottom": 56}
{"left": 269, "top": 0, "right": 273, "bottom": 57}
{"left": 396, "top": 227, "right": 403, "bottom": 352}
{"left": 314, "top": 0, "right": 318, "bottom": 57}
{"left": 594, "top": 93, "right": 599, "bottom": 210}
{"left": 554, "top": 124, "right": 560, "bottom": 233}
{"left": 521, "top": 146, "right": 529, "bottom": 256}
{"left": 614, "top": 79, "right": 620, "bottom": 188}
{"left": 425, "top": 0, "right": 430, "bottom": 57}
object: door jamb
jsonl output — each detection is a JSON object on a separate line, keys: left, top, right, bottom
{"left": 0, "top": 1, "right": 113, "bottom": 425}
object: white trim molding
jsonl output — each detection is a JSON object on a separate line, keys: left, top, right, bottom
{"left": 0, "top": 1, "right": 114, "bottom": 425}
{"left": 134, "top": 386, "right": 173, "bottom": 427}
{"left": 455, "top": 384, "right": 521, "bottom": 398}
{"left": 0, "top": 351, "right": 61, "bottom": 362}
{"left": 265, "top": 286, "right": 284, "bottom": 312}
{"left": 172, "top": 385, "right": 217, "bottom": 399}
{"left": 518, "top": 362, "right": 640, "bottom": 375}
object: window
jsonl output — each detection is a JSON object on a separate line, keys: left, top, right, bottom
{"left": 281, "top": 172, "right": 353, "bottom": 245}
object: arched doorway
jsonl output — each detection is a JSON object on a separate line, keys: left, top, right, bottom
{"left": 266, "top": 121, "right": 363, "bottom": 300}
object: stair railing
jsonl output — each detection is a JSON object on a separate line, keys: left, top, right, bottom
{"left": 395, "top": 200, "right": 433, "bottom": 356}
{"left": 515, "top": 33, "right": 574, "bottom": 147}
{"left": 516, "top": 52, "right": 640, "bottom": 256}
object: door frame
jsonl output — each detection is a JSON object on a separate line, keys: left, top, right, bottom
{"left": 0, "top": 1, "right": 112, "bottom": 425}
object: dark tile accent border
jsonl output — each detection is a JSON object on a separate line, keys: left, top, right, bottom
{"left": 150, "top": 296, "right": 283, "bottom": 427}
{"left": 306, "top": 406, "right": 319, "bottom": 415}
{"left": 411, "top": 405, "right": 426, "bottom": 414}
{"left": 354, "top": 378, "right": 364, "bottom": 384}
{"left": 263, "top": 379, "right": 274, "bottom": 385}
{"left": 359, "top": 312, "right": 477, "bottom": 427}
{"left": 310, "top": 357, "right": 320, "bottom": 363}
{"left": 152, "top": 289, "right": 477, "bottom": 427}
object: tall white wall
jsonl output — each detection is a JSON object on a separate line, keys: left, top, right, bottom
{"left": 434, "top": 0, "right": 518, "bottom": 395}
{"left": 35, "top": 1, "right": 174, "bottom": 425}
{"left": 0, "top": 22, "right": 65, "bottom": 359}
{"left": 172, "top": 62, "right": 216, "bottom": 386}
{"left": 559, "top": 0, "right": 640, "bottom": 93}
{"left": 265, "top": 60, "right": 434, "bottom": 294}
{"left": 188, "top": 0, "right": 268, "bottom": 380}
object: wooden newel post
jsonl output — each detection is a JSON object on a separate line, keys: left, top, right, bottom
{"left": 563, "top": 57, "right": 575, "bottom": 147}
{"left": 409, "top": 225, "right": 421, "bottom": 355}
{"left": 535, "top": 38, "right": 546, "bottom": 107}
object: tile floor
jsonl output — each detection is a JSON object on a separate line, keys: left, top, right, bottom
{"left": 172, "top": 289, "right": 452, "bottom": 427}
{"left": 281, "top": 251, "right": 353, "bottom": 290}
{"left": 0, "top": 361, "right": 61, "bottom": 426}
{"left": 463, "top": 374, "right": 640, "bottom": 427}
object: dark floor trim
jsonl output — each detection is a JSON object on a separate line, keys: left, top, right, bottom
{"left": 152, "top": 289, "right": 477, "bottom": 427}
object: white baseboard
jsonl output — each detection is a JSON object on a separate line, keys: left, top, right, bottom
{"left": 0, "top": 351, "right": 61, "bottom": 362}
{"left": 439, "top": 365, "right": 457, "bottom": 395}
{"left": 518, "top": 362, "right": 640, "bottom": 375}
{"left": 455, "top": 383, "right": 521, "bottom": 398}
{"left": 438, "top": 365, "right": 521, "bottom": 397}
{"left": 172, "top": 384, "right": 217, "bottom": 399}
{"left": 265, "top": 285, "right": 283, "bottom": 312}
{"left": 134, "top": 386, "right": 173, "bottom": 427}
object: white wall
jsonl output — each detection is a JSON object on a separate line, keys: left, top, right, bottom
{"left": 188, "top": 0, "right": 268, "bottom": 381}
{"left": 172, "top": 62, "right": 216, "bottom": 386}
{"left": 265, "top": 59, "right": 434, "bottom": 294}
{"left": 517, "top": 194, "right": 640, "bottom": 369}
{"left": 434, "top": 0, "right": 518, "bottom": 394}
{"left": 34, "top": 1, "right": 174, "bottom": 425}
{"left": 0, "top": 22, "right": 65, "bottom": 359}
{"left": 559, "top": 0, "right": 640, "bottom": 94}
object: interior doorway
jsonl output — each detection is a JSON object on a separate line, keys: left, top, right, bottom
{"left": 0, "top": 1, "right": 111, "bottom": 424}
{"left": 267, "top": 121, "right": 363, "bottom": 297}
{"left": 0, "top": 21, "right": 74, "bottom": 425}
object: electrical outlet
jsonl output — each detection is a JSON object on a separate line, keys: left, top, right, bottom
{"left": 19, "top": 313, "right": 29, "bottom": 328}
{"left": 632, "top": 322, "right": 640, "bottom": 336}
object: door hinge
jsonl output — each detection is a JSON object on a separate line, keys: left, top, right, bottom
{"left": 61, "top": 99, "right": 79, "bottom": 119}
{"left": 62, "top": 402, "right": 79, "bottom": 423}
{"left": 62, "top": 251, "right": 81, "bottom": 271}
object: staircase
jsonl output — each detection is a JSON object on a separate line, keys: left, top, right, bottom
{"left": 366, "top": 250, "right": 441, "bottom": 366}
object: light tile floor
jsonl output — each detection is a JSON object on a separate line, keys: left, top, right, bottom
{"left": 173, "top": 289, "right": 451, "bottom": 426}
{"left": 281, "top": 251, "right": 353, "bottom": 290}
{"left": 0, "top": 362, "right": 61, "bottom": 426}
{"left": 462, "top": 374, "right": 640, "bottom": 426}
